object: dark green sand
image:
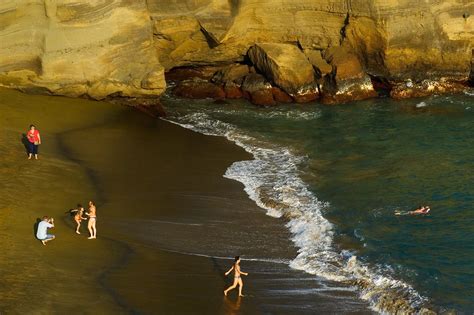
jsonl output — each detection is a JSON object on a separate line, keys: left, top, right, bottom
{"left": 0, "top": 88, "right": 370, "bottom": 314}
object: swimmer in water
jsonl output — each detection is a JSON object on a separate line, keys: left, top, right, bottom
{"left": 395, "top": 205, "right": 431, "bottom": 216}
{"left": 224, "top": 256, "right": 248, "bottom": 297}
{"left": 410, "top": 205, "right": 431, "bottom": 215}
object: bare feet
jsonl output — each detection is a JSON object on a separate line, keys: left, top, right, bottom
{"left": 224, "top": 290, "right": 227, "bottom": 296}
{"left": 239, "top": 294, "right": 245, "bottom": 297}
{"left": 88, "top": 236, "right": 93, "bottom": 239}
{"left": 41, "top": 240, "right": 46, "bottom": 245}
{"left": 76, "top": 231, "right": 80, "bottom": 234}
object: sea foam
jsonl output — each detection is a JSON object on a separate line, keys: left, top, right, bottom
{"left": 164, "top": 110, "right": 430, "bottom": 314}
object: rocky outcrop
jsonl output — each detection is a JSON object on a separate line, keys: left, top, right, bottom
{"left": 173, "top": 79, "right": 225, "bottom": 100}
{"left": 0, "top": 0, "right": 473, "bottom": 107}
{"left": 241, "top": 73, "right": 275, "bottom": 106}
{"left": 247, "top": 43, "right": 318, "bottom": 102}
{"left": 320, "top": 45, "right": 377, "bottom": 104}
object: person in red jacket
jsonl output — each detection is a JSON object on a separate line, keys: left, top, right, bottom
{"left": 26, "top": 124, "right": 41, "bottom": 160}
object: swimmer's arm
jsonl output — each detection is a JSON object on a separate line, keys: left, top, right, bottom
{"left": 225, "top": 266, "right": 234, "bottom": 276}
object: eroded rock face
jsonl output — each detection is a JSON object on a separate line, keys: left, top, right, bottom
{"left": 0, "top": 0, "right": 166, "bottom": 100}
{"left": 320, "top": 45, "right": 377, "bottom": 104}
{"left": 0, "top": 0, "right": 472, "bottom": 105}
{"left": 247, "top": 43, "right": 315, "bottom": 98}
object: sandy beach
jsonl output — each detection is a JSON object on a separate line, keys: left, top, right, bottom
{"left": 0, "top": 88, "right": 370, "bottom": 314}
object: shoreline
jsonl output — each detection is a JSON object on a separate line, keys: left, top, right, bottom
{"left": 1, "top": 87, "right": 371, "bottom": 313}
{"left": 57, "top": 104, "right": 371, "bottom": 314}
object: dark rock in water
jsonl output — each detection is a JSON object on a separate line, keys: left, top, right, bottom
{"left": 292, "top": 84, "right": 320, "bottom": 103}
{"left": 241, "top": 73, "right": 275, "bottom": 106}
{"left": 173, "top": 80, "right": 225, "bottom": 100}
{"left": 390, "top": 80, "right": 468, "bottom": 99}
{"left": 320, "top": 45, "right": 377, "bottom": 104}
{"left": 224, "top": 82, "right": 244, "bottom": 99}
{"left": 242, "top": 73, "right": 271, "bottom": 93}
{"left": 249, "top": 90, "right": 276, "bottom": 106}
{"left": 271, "top": 87, "right": 293, "bottom": 103}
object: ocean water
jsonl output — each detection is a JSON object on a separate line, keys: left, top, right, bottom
{"left": 162, "top": 92, "right": 474, "bottom": 313}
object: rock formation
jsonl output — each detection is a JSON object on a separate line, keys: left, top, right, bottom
{"left": 0, "top": 0, "right": 473, "bottom": 108}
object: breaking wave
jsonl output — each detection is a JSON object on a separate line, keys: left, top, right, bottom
{"left": 164, "top": 111, "right": 431, "bottom": 314}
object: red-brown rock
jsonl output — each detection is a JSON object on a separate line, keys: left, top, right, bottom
{"left": 224, "top": 83, "right": 244, "bottom": 99}
{"left": 292, "top": 85, "right": 320, "bottom": 103}
{"left": 173, "top": 80, "right": 225, "bottom": 99}
{"left": 165, "top": 66, "right": 225, "bottom": 82}
{"left": 250, "top": 90, "right": 276, "bottom": 106}
{"left": 271, "top": 87, "right": 293, "bottom": 103}
{"left": 241, "top": 73, "right": 276, "bottom": 106}
{"left": 390, "top": 80, "right": 468, "bottom": 99}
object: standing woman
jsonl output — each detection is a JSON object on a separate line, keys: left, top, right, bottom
{"left": 26, "top": 124, "right": 41, "bottom": 160}
{"left": 86, "top": 200, "right": 97, "bottom": 239}
{"left": 224, "top": 256, "right": 249, "bottom": 297}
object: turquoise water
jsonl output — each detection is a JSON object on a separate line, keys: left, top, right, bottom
{"left": 163, "top": 93, "right": 474, "bottom": 312}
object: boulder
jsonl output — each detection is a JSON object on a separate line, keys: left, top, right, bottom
{"left": 173, "top": 80, "right": 225, "bottom": 99}
{"left": 247, "top": 43, "right": 315, "bottom": 98}
{"left": 211, "top": 64, "right": 250, "bottom": 84}
{"left": 271, "top": 87, "right": 293, "bottom": 103}
{"left": 241, "top": 73, "right": 275, "bottom": 106}
{"left": 304, "top": 49, "right": 332, "bottom": 78}
{"left": 320, "top": 45, "right": 377, "bottom": 104}
{"left": 224, "top": 82, "right": 244, "bottom": 99}
{"left": 292, "top": 84, "right": 319, "bottom": 103}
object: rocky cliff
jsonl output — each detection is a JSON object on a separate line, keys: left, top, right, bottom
{"left": 0, "top": 0, "right": 472, "bottom": 106}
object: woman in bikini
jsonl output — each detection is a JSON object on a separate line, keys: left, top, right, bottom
{"left": 73, "top": 205, "right": 87, "bottom": 234}
{"left": 224, "top": 256, "right": 248, "bottom": 297}
{"left": 86, "top": 201, "right": 97, "bottom": 239}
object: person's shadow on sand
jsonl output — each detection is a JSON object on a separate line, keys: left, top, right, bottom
{"left": 212, "top": 257, "right": 227, "bottom": 282}
{"left": 21, "top": 133, "right": 30, "bottom": 156}
{"left": 33, "top": 218, "right": 41, "bottom": 239}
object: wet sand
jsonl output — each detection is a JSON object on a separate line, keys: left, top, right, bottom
{"left": 0, "top": 88, "right": 371, "bottom": 314}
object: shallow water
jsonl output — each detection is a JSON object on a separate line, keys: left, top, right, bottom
{"left": 163, "top": 92, "right": 474, "bottom": 313}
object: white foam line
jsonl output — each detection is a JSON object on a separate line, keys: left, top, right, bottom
{"left": 159, "top": 248, "right": 291, "bottom": 265}
{"left": 162, "top": 111, "right": 430, "bottom": 313}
